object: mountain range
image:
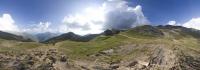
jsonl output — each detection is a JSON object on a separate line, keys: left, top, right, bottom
{"left": 0, "top": 25, "right": 200, "bottom": 70}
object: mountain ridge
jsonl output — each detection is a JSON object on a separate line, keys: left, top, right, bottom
{"left": 43, "top": 25, "right": 200, "bottom": 43}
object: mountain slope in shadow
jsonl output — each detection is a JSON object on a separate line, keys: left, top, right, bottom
{"left": 0, "top": 31, "right": 32, "bottom": 42}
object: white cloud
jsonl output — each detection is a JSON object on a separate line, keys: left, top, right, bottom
{"left": 167, "top": 18, "right": 200, "bottom": 30}
{"left": 0, "top": 14, "right": 20, "bottom": 32}
{"left": 0, "top": 1, "right": 150, "bottom": 36}
{"left": 103, "top": 1, "right": 149, "bottom": 29}
{"left": 134, "top": 5, "right": 150, "bottom": 25}
{"left": 0, "top": 14, "right": 55, "bottom": 34}
{"left": 61, "top": 0, "right": 149, "bottom": 35}
{"left": 23, "top": 22, "right": 55, "bottom": 34}
{"left": 182, "top": 18, "right": 200, "bottom": 30}
{"left": 61, "top": 5, "right": 105, "bottom": 35}
{"left": 167, "top": 21, "right": 176, "bottom": 25}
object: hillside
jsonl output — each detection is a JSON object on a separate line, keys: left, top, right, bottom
{"left": 0, "top": 25, "right": 200, "bottom": 70}
{"left": 0, "top": 31, "right": 33, "bottom": 42}
{"left": 44, "top": 32, "right": 99, "bottom": 44}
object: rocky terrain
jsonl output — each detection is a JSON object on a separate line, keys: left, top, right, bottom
{"left": 0, "top": 25, "right": 200, "bottom": 70}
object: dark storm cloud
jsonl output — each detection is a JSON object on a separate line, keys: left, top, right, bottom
{"left": 104, "top": 9, "right": 138, "bottom": 30}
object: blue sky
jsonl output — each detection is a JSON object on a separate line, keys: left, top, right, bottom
{"left": 134, "top": 0, "right": 200, "bottom": 24}
{"left": 0, "top": 0, "right": 200, "bottom": 34}
{"left": 1, "top": 0, "right": 200, "bottom": 25}
{"left": 0, "top": 0, "right": 104, "bottom": 26}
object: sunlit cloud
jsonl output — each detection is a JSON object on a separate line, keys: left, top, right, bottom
{"left": 0, "top": 14, "right": 20, "bottom": 33}
{"left": 61, "top": 6, "right": 105, "bottom": 35}
{"left": 0, "top": 14, "right": 54, "bottom": 35}
{"left": 22, "top": 22, "right": 55, "bottom": 34}
{"left": 182, "top": 18, "right": 200, "bottom": 30}
{"left": 167, "top": 21, "right": 176, "bottom": 25}
{"left": 167, "top": 18, "right": 200, "bottom": 30}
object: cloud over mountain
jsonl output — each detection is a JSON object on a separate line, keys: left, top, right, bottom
{"left": 104, "top": 1, "right": 149, "bottom": 30}
{"left": 61, "top": 0, "right": 149, "bottom": 35}
{"left": 167, "top": 21, "right": 177, "bottom": 25}
{"left": 167, "top": 18, "right": 200, "bottom": 30}
{"left": 22, "top": 22, "right": 54, "bottom": 34}
{"left": 182, "top": 18, "right": 200, "bottom": 30}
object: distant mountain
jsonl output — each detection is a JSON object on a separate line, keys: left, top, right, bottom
{"left": 0, "top": 31, "right": 32, "bottom": 42}
{"left": 20, "top": 32, "right": 39, "bottom": 42}
{"left": 44, "top": 29, "right": 123, "bottom": 44}
{"left": 35, "top": 32, "right": 60, "bottom": 42}
{"left": 44, "top": 32, "right": 99, "bottom": 44}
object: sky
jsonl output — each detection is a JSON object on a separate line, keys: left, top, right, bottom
{"left": 0, "top": 0, "right": 200, "bottom": 35}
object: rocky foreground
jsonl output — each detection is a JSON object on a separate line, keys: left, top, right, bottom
{"left": 1, "top": 44, "right": 200, "bottom": 70}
